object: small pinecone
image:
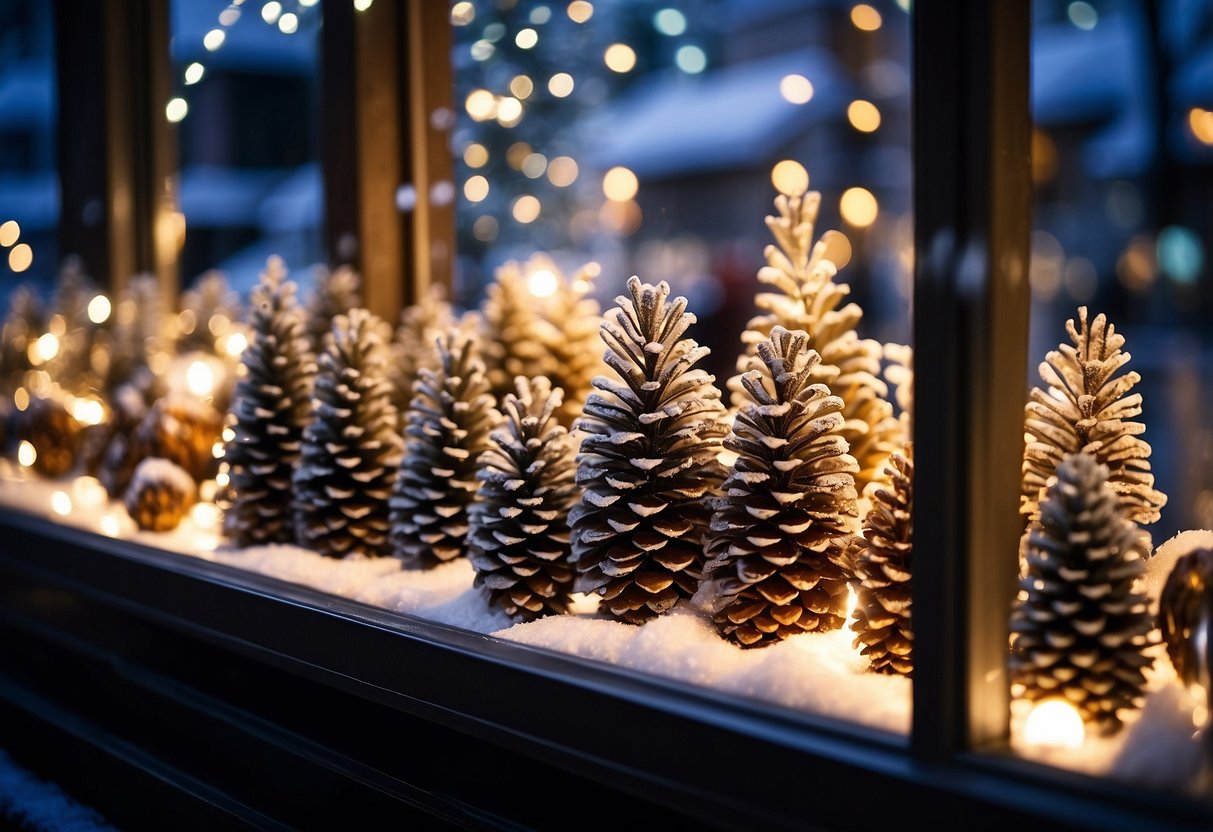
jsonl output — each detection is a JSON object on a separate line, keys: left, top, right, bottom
{"left": 17, "top": 394, "right": 82, "bottom": 477}
{"left": 1010, "top": 452, "right": 1154, "bottom": 735}
{"left": 1159, "top": 546, "right": 1213, "bottom": 690}
{"left": 221, "top": 264, "right": 316, "bottom": 546}
{"left": 852, "top": 446, "right": 914, "bottom": 674}
{"left": 177, "top": 270, "right": 242, "bottom": 355}
{"left": 0, "top": 286, "right": 44, "bottom": 394}
{"left": 534, "top": 262, "right": 603, "bottom": 429}
{"left": 570, "top": 277, "right": 729, "bottom": 625}
{"left": 480, "top": 257, "right": 550, "bottom": 403}
{"left": 387, "top": 284, "right": 455, "bottom": 417}
{"left": 103, "top": 394, "right": 223, "bottom": 497}
{"left": 390, "top": 331, "right": 496, "bottom": 567}
{"left": 294, "top": 308, "right": 401, "bottom": 558}
{"left": 124, "top": 457, "right": 197, "bottom": 532}
{"left": 700, "top": 326, "right": 859, "bottom": 646}
{"left": 305, "top": 264, "right": 362, "bottom": 356}
{"left": 469, "top": 377, "right": 578, "bottom": 620}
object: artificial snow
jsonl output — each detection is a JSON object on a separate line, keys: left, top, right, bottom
{"left": 2, "top": 466, "right": 1211, "bottom": 796}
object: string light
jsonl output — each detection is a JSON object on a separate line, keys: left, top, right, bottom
{"left": 547, "top": 156, "right": 579, "bottom": 187}
{"left": 32, "top": 332, "right": 59, "bottom": 363}
{"left": 353, "top": 0, "right": 373, "bottom": 12}
{"left": 8, "top": 243, "right": 32, "bottom": 273}
{"left": 13, "top": 388, "right": 28, "bottom": 411}
{"left": 166, "top": 97, "right": 189, "bottom": 123}
{"left": 604, "top": 43, "right": 637, "bottom": 73}
{"left": 203, "top": 28, "right": 226, "bottom": 51}
{"left": 602, "top": 166, "right": 638, "bottom": 201}
{"left": 779, "top": 74, "right": 814, "bottom": 104}
{"left": 771, "top": 160, "right": 809, "bottom": 196}
{"left": 186, "top": 360, "right": 216, "bottom": 398}
{"left": 509, "top": 75, "right": 534, "bottom": 99}
{"left": 1022, "top": 699, "right": 1085, "bottom": 749}
{"left": 51, "top": 491, "right": 72, "bottom": 516}
{"left": 512, "top": 195, "right": 541, "bottom": 224}
{"left": 218, "top": 7, "right": 240, "bottom": 25}
{"left": 463, "top": 143, "right": 489, "bottom": 168}
{"left": 1189, "top": 108, "right": 1213, "bottom": 145}
{"left": 451, "top": 1, "right": 475, "bottom": 25}
{"left": 847, "top": 99, "right": 881, "bottom": 132}
{"left": 496, "top": 96, "right": 524, "bottom": 127}
{"left": 851, "top": 4, "right": 882, "bottom": 31}
{"left": 675, "top": 45, "right": 707, "bottom": 74}
{"left": 515, "top": 28, "right": 538, "bottom": 49}
{"left": 653, "top": 7, "right": 686, "bottom": 36}
{"left": 463, "top": 175, "right": 490, "bottom": 203}
{"left": 527, "top": 269, "right": 558, "bottom": 298}
{"left": 0, "top": 220, "right": 18, "bottom": 247}
{"left": 261, "top": 1, "right": 282, "bottom": 24}
{"left": 278, "top": 12, "right": 298, "bottom": 34}
{"left": 465, "top": 88, "right": 497, "bottom": 121}
{"left": 548, "top": 72, "right": 575, "bottom": 97}
{"left": 521, "top": 152, "right": 548, "bottom": 179}
{"left": 840, "top": 187, "right": 879, "bottom": 227}
{"left": 567, "top": 1, "right": 593, "bottom": 24}
{"left": 224, "top": 331, "right": 248, "bottom": 357}
{"left": 184, "top": 62, "right": 205, "bottom": 85}
{"left": 17, "top": 441, "right": 36, "bottom": 468}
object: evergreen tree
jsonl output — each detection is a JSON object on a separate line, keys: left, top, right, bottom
{"left": 700, "top": 326, "right": 859, "bottom": 647}
{"left": 294, "top": 308, "right": 401, "bottom": 558}
{"left": 390, "top": 330, "right": 496, "bottom": 567}
{"left": 1010, "top": 452, "right": 1154, "bottom": 735}
{"left": 733, "top": 179, "right": 902, "bottom": 493}
{"left": 1021, "top": 306, "right": 1166, "bottom": 528}
{"left": 468, "top": 376, "right": 578, "bottom": 620}
{"left": 570, "top": 277, "right": 728, "bottom": 624}
{"left": 222, "top": 262, "right": 316, "bottom": 546}
{"left": 851, "top": 445, "right": 914, "bottom": 674}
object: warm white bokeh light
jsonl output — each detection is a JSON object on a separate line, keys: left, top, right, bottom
{"left": 770, "top": 160, "right": 809, "bottom": 196}
{"left": 604, "top": 43, "right": 637, "bottom": 73}
{"left": 527, "top": 269, "right": 558, "bottom": 298}
{"left": 1022, "top": 699, "right": 1085, "bottom": 749}
{"left": 840, "top": 187, "right": 879, "bottom": 227}
{"left": 779, "top": 74, "right": 814, "bottom": 105}
{"left": 186, "top": 360, "right": 216, "bottom": 398}
{"left": 602, "top": 166, "right": 639, "bottom": 201}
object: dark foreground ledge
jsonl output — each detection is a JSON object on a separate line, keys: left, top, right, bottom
{"left": 0, "top": 508, "right": 1206, "bottom": 830}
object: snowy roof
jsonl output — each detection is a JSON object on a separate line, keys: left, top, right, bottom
{"left": 583, "top": 48, "right": 853, "bottom": 179}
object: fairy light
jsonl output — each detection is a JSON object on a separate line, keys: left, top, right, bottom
{"left": 451, "top": 1, "right": 475, "bottom": 25}
{"left": 780, "top": 74, "right": 814, "bottom": 105}
{"left": 840, "top": 187, "right": 879, "bottom": 227}
{"left": 218, "top": 7, "right": 240, "bottom": 26}
{"left": 548, "top": 72, "right": 575, "bottom": 98}
{"left": 278, "top": 12, "right": 298, "bottom": 34}
{"left": 516, "top": 28, "right": 538, "bottom": 49}
{"left": 13, "top": 388, "right": 28, "bottom": 411}
{"left": 473, "top": 215, "right": 499, "bottom": 242}
{"left": 521, "top": 152, "right": 547, "bottom": 179}
{"left": 1189, "top": 108, "right": 1213, "bottom": 145}
{"left": 31, "top": 332, "right": 59, "bottom": 364}
{"left": 17, "top": 441, "right": 36, "bottom": 468}
{"left": 602, "top": 166, "right": 638, "bottom": 201}
{"left": 512, "top": 195, "right": 541, "bottom": 224}
{"left": 8, "top": 243, "right": 32, "bottom": 273}
{"left": 527, "top": 269, "right": 558, "bottom": 298}
{"left": 166, "top": 97, "right": 189, "bottom": 123}
{"left": 509, "top": 75, "right": 534, "bottom": 99}
{"left": 496, "top": 96, "right": 523, "bottom": 127}
{"left": 463, "top": 143, "right": 489, "bottom": 168}
{"left": 0, "top": 220, "right": 20, "bottom": 247}
{"left": 72, "top": 476, "right": 108, "bottom": 511}
{"left": 190, "top": 502, "right": 222, "bottom": 532}
{"left": 547, "top": 156, "right": 578, "bottom": 187}
{"left": 848, "top": 99, "right": 881, "bottom": 132}
{"left": 1022, "top": 699, "right": 1085, "bottom": 749}
{"left": 567, "top": 1, "right": 593, "bottom": 24}
{"left": 653, "top": 7, "right": 686, "bottom": 35}
{"left": 203, "top": 28, "right": 226, "bottom": 51}
{"left": 845, "top": 584, "right": 859, "bottom": 622}
{"left": 261, "top": 0, "right": 282, "bottom": 20}
{"left": 463, "top": 175, "right": 490, "bottom": 203}
{"left": 222, "top": 426, "right": 236, "bottom": 444}
{"left": 851, "top": 4, "right": 882, "bottom": 31}
{"left": 100, "top": 513, "right": 121, "bottom": 537}
{"left": 770, "top": 160, "right": 809, "bottom": 196}
{"left": 675, "top": 45, "right": 707, "bottom": 74}
{"left": 51, "top": 491, "right": 72, "bottom": 516}
{"left": 354, "top": 0, "right": 373, "bottom": 12}
{"left": 186, "top": 360, "right": 216, "bottom": 398}
{"left": 604, "top": 43, "right": 637, "bottom": 73}
{"left": 70, "top": 397, "right": 105, "bottom": 426}
{"left": 212, "top": 441, "right": 226, "bottom": 460}
{"left": 215, "top": 464, "right": 230, "bottom": 490}
{"left": 224, "top": 331, "right": 248, "bottom": 358}
{"left": 465, "top": 88, "right": 497, "bottom": 121}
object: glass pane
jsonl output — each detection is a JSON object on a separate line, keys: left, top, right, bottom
{"left": 0, "top": 0, "right": 57, "bottom": 294}
{"left": 169, "top": 0, "right": 325, "bottom": 292}
{"left": 1015, "top": 0, "right": 1211, "bottom": 799}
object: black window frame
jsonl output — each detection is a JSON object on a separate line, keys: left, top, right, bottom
{"left": 1, "top": 1, "right": 1209, "bottom": 828}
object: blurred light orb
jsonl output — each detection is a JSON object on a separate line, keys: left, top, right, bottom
{"left": 218, "top": 8, "right": 240, "bottom": 26}
{"left": 567, "top": 1, "right": 593, "bottom": 24}
{"left": 509, "top": 74, "right": 534, "bottom": 99}
{"left": 527, "top": 269, "right": 558, "bottom": 298}
{"left": 472, "top": 215, "right": 499, "bottom": 243}
{"left": 187, "top": 360, "right": 216, "bottom": 398}
{"left": 33, "top": 332, "right": 59, "bottom": 363}
{"left": 71, "top": 397, "right": 105, "bottom": 426}
{"left": 851, "top": 3, "right": 882, "bottom": 31}
{"left": 464, "top": 175, "right": 490, "bottom": 203}
{"left": 771, "top": 160, "right": 809, "bottom": 197}
{"left": 530, "top": 6, "right": 552, "bottom": 25}
{"left": 224, "top": 331, "right": 248, "bottom": 358}
{"left": 465, "top": 88, "right": 497, "bottom": 121}
{"left": 548, "top": 73, "right": 575, "bottom": 97}
{"left": 605, "top": 43, "right": 637, "bottom": 73}
{"left": 353, "top": 0, "right": 373, "bottom": 11}
{"left": 1157, "top": 225, "right": 1203, "bottom": 285}
{"left": 603, "top": 166, "right": 639, "bottom": 201}
{"left": 17, "top": 440, "right": 36, "bottom": 468}
{"left": 184, "top": 62, "right": 205, "bottom": 85}
{"left": 1116, "top": 235, "right": 1157, "bottom": 293}
{"left": 1064, "top": 257, "right": 1097, "bottom": 302}
{"left": 547, "top": 156, "right": 579, "bottom": 187}
{"left": 507, "top": 142, "right": 533, "bottom": 169}
{"left": 780, "top": 74, "right": 814, "bottom": 105}
{"left": 840, "top": 187, "right": 878, "bottom": 227}
{"left": 278, "top": 12, "right": 298, "bottom": 34}
{"left": 51, "top": 491, "right": 72, "bottom": 517}
{"left": 495, "top": 96, "right": 523, "bottom": 127}
{"left": 470, "top": 39, "right": 494, "bottom": 61}
{"left": 521, "top": 152, "right": 548, "bottom": 179}
{"left": 203, "top": 28, "right": 226, "bottom": 50}
{"left": 1067, "top": 1, "right": 1098, "bottom": 30}
{"left": 516, "top": 28, "right": 538, "bottom": 49}
{"left": 848, "top": 99, "right": 881, "bottom": 132}
{"left": 1189, "top": 108, "right": 1213, "bottom": 145}
{"left": 261, "top": 1, "right": 281, "bottom": 24}
{"left": 675, "top": 45, "right": 707, "bottom": 74}
{"left": 450, "top": 1, "right": 475, "bottom": 26}
{"left": 0, "top": 220, "right": 19, "bottom": 247}
{"left": 165, "top": 97, "right": 189, "bottom": 123}
{"left": 653, "top": 8, "right": 686, "bottom": 36}
{"left": 13, "top": 388, "right": 28, "bottom": 412}
{"left": 512, "top": 195, "right": 541, "bottom": 224}
{"left": 483, "top": 22, "right": 505, "bottom": 42}
{"left": 1022, "top": 698, "right": 1085, "bottom": 749}
{"left": 463, "top": 143, "right": 489, "bottom": 168}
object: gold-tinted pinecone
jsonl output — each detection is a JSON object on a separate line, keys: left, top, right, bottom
{"left": 124, "top": 457, "right": 197, "bottom": 531}
{"left": 1010, "top": 452, "right": 1155, "bottom": 735}
{"left": 852, "top": 446, "right": 914, "bottom": 674}
{"left": 18, "top": 394, "right": 82, "bottom": 477}
{"left": 468, "top": 377, "right": 578, "bottom": 620}
{"left": 1159, "top": 545, "right": 1213, "bottom": 690}
{"left": 100, "top": 393, "right": 223, "bottom": 498}
{"left": 480, "top": 256, "right": 551, "bottom": 403}
{"left": 390, "top": 330, "right": 495, "bottom": 567}
{"left": 570, "top": 277, "right": 728, "bottom": 625}
{"left": 701, "top": 326, "right": 859, "bottom": 647}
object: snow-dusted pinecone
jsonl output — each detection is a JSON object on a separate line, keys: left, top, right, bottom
{"left": 1022, "top": 307, "right": 1166, "bottom": 528}
{"left": 468, "top": 376, "right": 578, "bottom": 620}
{"left": 700, "top": 326, "right": 859, "bottom": 647}
{"left": 390, "top": 330, "right": 496, "bottom": 567}
{"left": 305, "top": 264, "right": 362, "bottom": 356}
{"left": 177, "top": 270, "right": 243, "bottom": 355}
{"left": 17, "top": 393, "right": 81, "bottom": 477}
{"left": 294, "top": 308, "right": 401, "bottom": 558}
{"left": 387, "top": 284, "right": 456, "bottom": 417}
{"left": 134, "top": 393, "right": 224, "bottom": 485}
{"left": 221, "top": 263, "right": 315, "bottom": 546}
{"left": 480, "top": 256, "right": 550, "bottom": 403}
{"left": 533, "top": 262, "right": 602, "bottom": 429}
{"left": 125, "top": 457, "right": 197, "bottom": 531}
{"left": 1010, "top": 452, "right": 1155, "bottom": 735}
{"left": 1159, "top": 546, "right": 1213, "bottom": 690}
{"left": 570, "top": 277, "right": 729, "bottom": 625}
{"left": 852, "top": 446, "right": 914, "bottom": 674}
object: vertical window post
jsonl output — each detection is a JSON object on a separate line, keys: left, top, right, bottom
{"left": 911, "top": 0, "right": 1031, "bottom": 759}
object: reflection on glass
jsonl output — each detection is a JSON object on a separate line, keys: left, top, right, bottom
{"left": 169, "top": 0, "right": 325, "bottom": 294}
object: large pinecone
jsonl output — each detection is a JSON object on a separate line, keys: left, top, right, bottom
{"left": 125, "top": 457, "right": 197, "bottom": 532}
{"left": 468, "top": 376, "right": 578, "bottom": 620}
{"left": 1010, "top": 452, "right": 1154, "bottom": 735}
{"left": 1159, "top": 545, "right": 1213, "bottom": 690}
{"left": 733, "top": 186, "right": 902, "bottom": 493}
{"left": 294, "top": 308, "right": 401, "bottom": 558}
{"left": 390, "top": 330, "right": 496, "bottom": 567}
{"left": 569, "top": 277, "right": 728, "bottom": 625}
{"left": 852, "top": 445, "right": 914, "bottom": 674}
{"left": 700, "top": 326, "right": 859, "bottom": 647}
{"left": 1022, "top": 307, "right": 1166, "bottom": 527}
{"left": 221, "top": 263, "right": 316, "bottom": 546}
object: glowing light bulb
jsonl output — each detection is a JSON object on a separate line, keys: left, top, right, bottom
{"left": 100, "top": 513, "right": 121, "bottom": 537}
{"left": 463, "top": 175, "right": 489, "bottom": 203}
{"left": 72, "top": 476, "right": 108, "bottom": 511}
{"left": 166, "top": 97, "right": 189, "bottom": 123}
{"left": 87, "top": 294, "right": 111, "bottom": 324}
{"left": 771, "top": 160, "right": 809, "bottom": 196}
{"left": 602, "top": 166, "right": 638, "bottom": 201}
{"left": 32, "top": 332, "right": 59, "bottom": 364}
{"left": 8, "top": 243, "right": 32, "bottom": 273}
{"left": 17, "top": 440, "right": 36, "bottom": 468}
{"left": 515, "top": 28, "right": 538, "bottom": 49}
{"left": 780, "top": 74, "right": 814, "bottom": 105}
{"left": 190, "top": 502, "right": 222, "bottom": 532}
{"left": 70, "top": 397, "right": 105, "bottom": 426}
{"left": 51, "top": 491, "right": 72, "bottom": 516}
{"left": 278, "top": 12, "right": 298, "bottom": 33}
{"left": 496, "top": 96, "right": 523, "bottom": 127}
{"left": 186, "top": 360, "right": 216, "bottom": 398}
{"left": 548, "top": 72, "right": 575, "bottom": 98}
{"left": 604, "top": 43, "right": 637, "bottom": 73}
{"left": 840, "top": 187, "right": 879, "bottom": 228}
{"left": 0, "top": 220, "right": 19, "bottom": 247}
{"left": 465, "top": 88, "right": 497, "bottom": 121}
{"left": 203, "top": 28, "right": 226, "bottom": 50}
{"left": 1022, "top": 699, "right": 1085, "bottom": 749}
{"left": 527, "top": 269, "right": 558, "bottom": 298}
